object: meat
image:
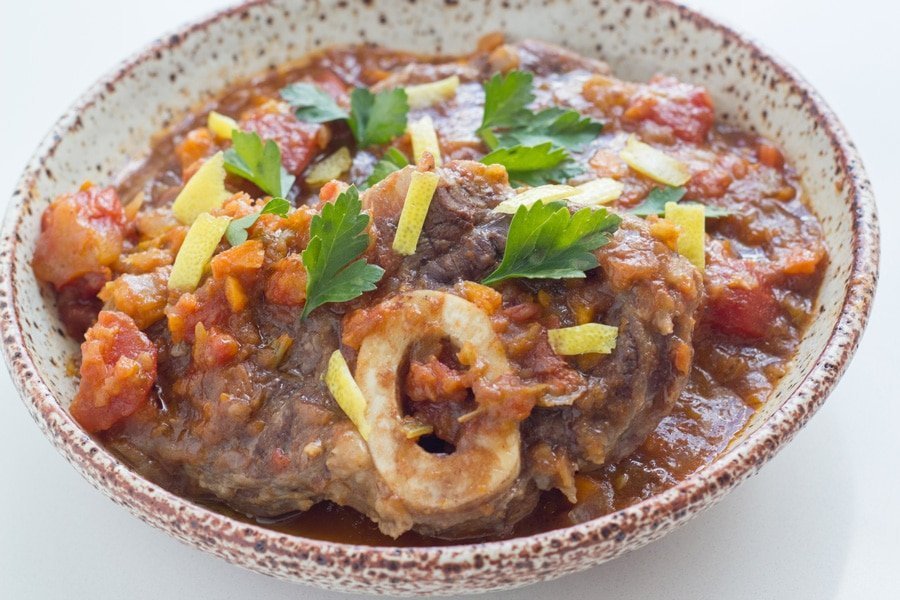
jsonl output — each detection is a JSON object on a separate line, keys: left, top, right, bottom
{"left": 561, "top": 218, "right": 702, "bottom": 468}
{"left": 96, "top": 160, "right": 700, "bottom": 538}
{"left": 364, "top": 161, "right": 512, "bottom": 287}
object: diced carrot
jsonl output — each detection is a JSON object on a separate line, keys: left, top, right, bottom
{"left": 757, "top": 143, "right": 785, "bottom": 170}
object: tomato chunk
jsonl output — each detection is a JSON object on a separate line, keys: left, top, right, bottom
{"left": 70, "top": 311, "right": 157, "bottom": 433}
{"left": 405, "top": 357, "right": 471, "bottom": 404}
{"left": 265, "top": 255, "right": 308, "bottom": 306}
{"left": 33, "top": 186, "right": 126, "bottom": 289}
{"left": 704, "top": 251, "right": 780, "bottom": 339}
{"left": 624, "top": 76, "right": 715, "bottom": 143}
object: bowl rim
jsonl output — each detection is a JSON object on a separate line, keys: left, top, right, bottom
{"left": 0, "top": 0, "right": 880, "bottom": 585}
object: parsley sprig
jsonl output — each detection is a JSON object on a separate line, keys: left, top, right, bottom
{"left": 301, "top": 186, "right": 384, "bottom": 318}
{"left": 348, "top": 88, "right": 410, "bottom": 148}
{"left": 281, "top": 82, "right": 409, "bottom": 149}
{"left": 476, "top": 71, "right": 602, "bottom": 186}
{"left": 482, "top": 201, "right": 621, "bottom": 285}
{"left": 224, "top": 131, "right": 295, "bottom": 197}
{"left": 481, "top": 143, "right": 582, "bottom": 187}
{"left": 280, "top": 83, "right": 348, "bottom": 123}
{"left": 630, "top": 186, "right": 732, "bottom": 218}
{"left": 225, "top": 198, "right": 291, "bottom": 246}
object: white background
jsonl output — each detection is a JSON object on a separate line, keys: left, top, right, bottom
{"left": 1, "top": 1, "right": 897, "bottom": 598}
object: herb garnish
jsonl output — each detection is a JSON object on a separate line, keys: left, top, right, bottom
{"left": 478, "top": 72, "right": 601, "bottom": 151}
{"left": 225, "top": 197, "right": 291, "bottom": 246}
{"left": 481, "top": 143, "right": 582, "bottom": 187}
{"left": 476, "top": 71, "right": 602, "bottom": 186}
{"left": 348, "top": 88, "right": 410, "bottom": 148}
{"left": 280, "top": 83, "right": 410, "bottom": 149}
{"left": 301, "top": 186, "right": 384, "bottom": 318}
{"left": 280, "top": 83, "right": 349, "bottom": 123}
{"left": 482, "top": 201, "right": 621, "bottom": 285}
{"left": 629, "top": 186, "right": 731, "bottom": 218}
{"left": 224, "top": 131, "right": 295, "bottom": 197}
{"left": 494, "top": 107, "right": 603, "bottom": 152}
{"left": 365, "top": 147, "right": 410, "bottom": 188}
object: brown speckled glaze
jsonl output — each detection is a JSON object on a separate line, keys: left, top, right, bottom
{"left": 0, "top": 0, "right": 879, "bottom": 595}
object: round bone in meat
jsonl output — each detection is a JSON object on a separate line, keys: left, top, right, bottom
{"left": 355, "top": 290, "right": 521, "bottom": 520}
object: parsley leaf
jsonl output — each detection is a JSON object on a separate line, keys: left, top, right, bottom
{"left": 224, "top": 131, "right": 295, "bottom": 197}
{"left": 483, "top": 201, "right": 621, "bottom": 285}
{"left": 495, "top": 107, "right": 602, "bottom": 152}
{"left": 478, "top": 71, "right": 602, "bottom": 153}
{"left": 479, "top": 71, "right": 535, "bottom": 133}
{"left": 629, "top": 186, "right": 732, "bottom": 218}
{"left": 301, "top": 185, "right": 384, "bottom": 318}
{"left": 481, "top": 142, "right": 583, "bottom": 187}
{"left": 225, "top": 197, "right": 291, "bottom": 246}
{"left": 280, "top": 83, "right": 349, "bottom": 123}
{"left": 348, "top": 88, "right": 409, "bottom": 148}
{"left": 629, "top": 186, "right": 687, "bottom": 216}
{"left": 365, "top": 147, "right": 409, "bottom": 188}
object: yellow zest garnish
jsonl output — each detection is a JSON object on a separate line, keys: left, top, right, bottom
{"left": 392, "top": 170, "right": 441, "bottom": 255}
{"left": 305, "top": 147, "right": 352, "bottom": 186}
{"left": 324, "top": 350, "right": 371, "bottom": 440}
{"left": 171, "top": 151, "right": 232, "bottom": 225}
{"left": 168, "top": 213, "right": 230, "bottom": 291}
{"left": 567, "top": 178, "right": 624, "bottom": 207}
{"left": 405, "top": 75, "right": 460, "bottom": 109}
{"left": 207, "top": 111, "right": 239, "bottom": 140}
{"left": 664, "top": 201, "right": 706, "bottom": 271}
{"left": 407, "top": 116, "right": 442, "bottom": 167}
{"left": 493, "top": 184, "right": 576, "bottom": 214}
{"left": 619, "top": 135, "right": 691, "bottom": 186}
{"left": 547, "top": 323, "right": 619, "bottom": 355}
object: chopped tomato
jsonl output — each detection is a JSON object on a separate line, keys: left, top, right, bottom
{"left": 309, "top": 69, "right": 350, "bottom": 105}
{"left": 624, "top": 76, "right": 715, "bottom": 143}
{"left": 32, "top": 186, "right": 126, "bottom": 290}
{"left": 405, "top": 357, "right": 472, "bottom": 403}
{"left": 686, "top": 167, "right": 732, "bottom": 199}
{"left": 192, "top": 323, "right": 240, "bottom": 368}
{"left": 70, "top": 311, "right": 157, "bottom": 433}
{"left": 98, "top": 271, "right": 168, "bottom": 330}
{"left": 166, "top": 279, "right": 232, "bottom": 343}
{"left": 264, "top": 255, "right": 307, "bottom": 306}
{"left": 705, "top": 283, "right": 779, "bottom": 339}
{"left": 318, "top": 179, "right": 350, "bottom": 204}
{"left": 704, "top": 250, "right": 780, "bottom": 339}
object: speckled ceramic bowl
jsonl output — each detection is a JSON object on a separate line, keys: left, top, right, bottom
{"left": 0, "top": 0, "right": 879, "bottom": 595}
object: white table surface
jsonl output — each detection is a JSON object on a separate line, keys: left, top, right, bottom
{"left": 1, "top": 1, "right": 897, "bottom": 598}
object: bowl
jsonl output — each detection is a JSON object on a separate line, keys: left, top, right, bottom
{"left": 0, "top": 0, "right": 879, "bottom": 595}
